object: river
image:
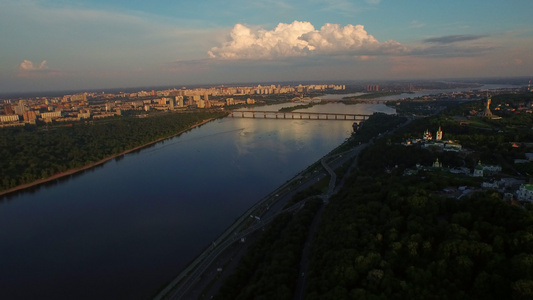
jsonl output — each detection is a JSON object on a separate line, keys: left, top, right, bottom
{"left": 0, "top": 102, "right": 394, "bottom": 299}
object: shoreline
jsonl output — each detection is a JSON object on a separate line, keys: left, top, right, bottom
{"left": 0, "top": 118, "right": 216, "bottom": 199}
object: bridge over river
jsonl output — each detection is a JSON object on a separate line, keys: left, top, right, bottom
{"left": 228, "top": 110, "right": 371, "bottom": 121}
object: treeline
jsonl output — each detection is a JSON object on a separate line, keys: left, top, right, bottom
{"left": 354, "top": 113, "right": 407, "bottom": 144}
{"left": 334, "top": 113, "right": 407, "bottom": 154}
{"left": 214, "top": 198, "right": 322, "bottom": 300}
{"left": 0, "top": 112, "right": 225, "bottom": 192}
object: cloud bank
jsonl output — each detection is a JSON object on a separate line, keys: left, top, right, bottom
{"left": 413, "top": 34, "right": 493, "bottom": 58}
{"left": 208, "top": 21, "right": 406, "bottom": 60}
{"left": 423, "top": 34, "right": 488, "bottom": 44}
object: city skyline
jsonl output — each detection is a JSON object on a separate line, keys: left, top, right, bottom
{"left": 1, "top": 0, "right": 532, "bottom": 93}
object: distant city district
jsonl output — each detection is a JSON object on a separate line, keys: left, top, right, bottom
{"left": 0, "top": 83, "right": 346, "bottom": 126}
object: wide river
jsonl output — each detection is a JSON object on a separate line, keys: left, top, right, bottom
{"left": 0, "top": 102, "right": 393, "bottom": 299}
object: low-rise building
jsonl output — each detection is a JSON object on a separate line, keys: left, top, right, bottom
{"left": 0, "top": 114, "right": 20, "bottom": 123}
{"left": 40, "top": 111, "right": 62, "bottom": 119}
{"left": 23, "top": 111, "right": 37, "bottom": 122}
{"left": 443, "top": 141, "right": 462, "bottom": 152}
{"left": 516, "top": 184, "right": 533, "bottom": 202}
{"left": 78, "top": 111, "right": 91, "bottom": 119}
{"left": 472, "top": 161, "right": 502, "bottom": 177}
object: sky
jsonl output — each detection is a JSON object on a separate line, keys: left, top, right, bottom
{"left": 1, "top": 0, "right": 532, "bottom": 93}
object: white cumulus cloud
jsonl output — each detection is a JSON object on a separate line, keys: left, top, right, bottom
{"left": 17, "top": 59, "right": 61, "bottom": 78}
{"left": 19, "top": 59, "right": 48, "bottom": 71}
{"left": 208, "top": 21, "right": 406, "bottom": 60}
{"left": 208, "top": 21, "right": 315, "bottom": 59}
{"left": 301, "top": 23, "right": 406, "bottom": 55}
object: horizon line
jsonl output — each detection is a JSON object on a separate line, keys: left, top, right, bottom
{"left": 1, "top": 75, "right": 530, "bottom": 99}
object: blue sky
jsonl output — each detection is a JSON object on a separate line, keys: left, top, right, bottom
{"left": 1, "top": 0, "right": 532, "bottom": 93}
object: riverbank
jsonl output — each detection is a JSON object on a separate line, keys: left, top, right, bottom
{"left": 0, "top": 117, "right": 216, "bottom": 199}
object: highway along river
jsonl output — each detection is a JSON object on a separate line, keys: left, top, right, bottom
{"left": 0, "top": 102, "right": 394, "bottom": 299}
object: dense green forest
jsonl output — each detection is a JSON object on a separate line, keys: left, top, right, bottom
{"left": 0, "top": 111, "right": 225, "bottom": 192}
{"left": 306, "top": 175, "right": 533, "bottom": 299}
